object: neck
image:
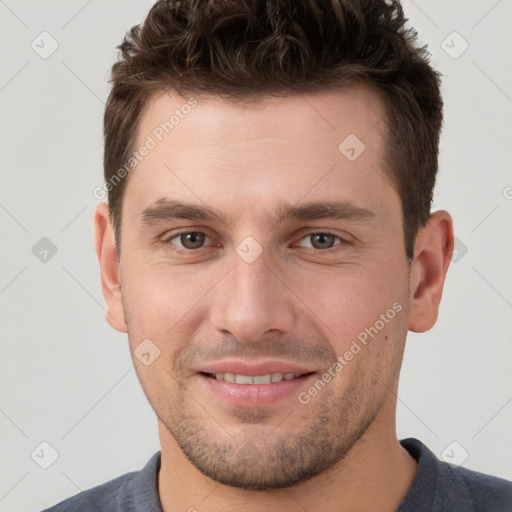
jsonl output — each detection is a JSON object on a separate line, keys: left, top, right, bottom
{"left": 157, "top": 399, "right": 417, "bottom": 512}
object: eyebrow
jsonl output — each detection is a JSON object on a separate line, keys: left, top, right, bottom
{"left": 139, "top": 198, "right": 376, "bottom": 230}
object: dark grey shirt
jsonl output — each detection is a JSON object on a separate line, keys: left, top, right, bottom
{"left": 42, "top": 438, "right": 512, "bottom": 511}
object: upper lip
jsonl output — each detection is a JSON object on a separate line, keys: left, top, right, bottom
{"left": 198, "top": 359, "right": 315, "bottom": 376}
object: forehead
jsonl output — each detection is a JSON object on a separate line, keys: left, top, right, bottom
{"left": 123, "top": 84, "right": 398, "bottom": 229}
{"left": 138, "top": 83, "right": 387, "bottom": 150}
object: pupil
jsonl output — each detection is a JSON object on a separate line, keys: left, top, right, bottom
{"left": 312, "top": 233, "right": 334, "bottom": 249}
{"left": 181, "top": 232, "right": 205, "bottom": 249}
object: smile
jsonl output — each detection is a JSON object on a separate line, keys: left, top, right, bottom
{"left": 204, "top": 372, "right": 306, "bottom": 384}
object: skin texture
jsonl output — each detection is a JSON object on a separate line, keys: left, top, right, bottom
{"left": 95, "top": 84, "right": 454, "bottom": 511}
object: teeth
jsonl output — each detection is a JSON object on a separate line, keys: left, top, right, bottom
{"left": 253, "top": 374, "right": 272, "bottom": 384}
{"left": 235, "top": 374, "right": 254, "bottom": 384}
{"left": 210, "top": 372, "right": 301, "bottom": 384}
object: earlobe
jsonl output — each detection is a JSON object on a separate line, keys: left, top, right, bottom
{"left": 408, "top": 210, "right": 454, "bottom": 333}
{"left": 94, "top": 203, "right": 127, "bottom": 333}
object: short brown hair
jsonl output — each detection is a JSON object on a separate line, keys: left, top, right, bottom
{"left": 104, "top": 0, "right": 443, "bottom": 260}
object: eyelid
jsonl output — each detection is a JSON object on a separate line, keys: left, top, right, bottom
{"left": 293, "top": 230, "right": 352, "bottom": 249}
{"left": 161, "top": 228, "right": 219, "bottom": 248}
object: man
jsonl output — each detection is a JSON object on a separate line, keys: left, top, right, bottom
{"left": 44, "top": 0, "right": 512, "bottom": 510}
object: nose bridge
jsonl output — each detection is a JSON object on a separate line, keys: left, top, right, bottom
{"left": 209, "top": 245, "right": 295, "bottom": 343}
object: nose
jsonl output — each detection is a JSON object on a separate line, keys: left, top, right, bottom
{"left": 209, "top": 247, "right": 297, "bottom": 343}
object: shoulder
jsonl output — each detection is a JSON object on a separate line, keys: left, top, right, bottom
{"left": 41, "top": 451, "right": 161, "bottom": 512}
{"left": 41, "top": 472, "right": 137, "bottom": 511}
{"left": 400, "top": 438, "right": 512, "bottom": 512}
{"left": 444, "top": 463, "right": 512, "bottom": 511}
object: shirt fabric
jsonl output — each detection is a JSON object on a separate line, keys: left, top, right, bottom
{"left": 42, "top": 437, "right": 512, "bottom": 511}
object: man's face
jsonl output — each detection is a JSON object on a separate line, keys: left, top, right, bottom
{"left": 116, "top": 86, "right": 412, "bottom": 488}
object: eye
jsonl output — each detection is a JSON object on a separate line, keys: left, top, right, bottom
{"left": 164, "top": 231, "right": 216, "bottom": 251}
{"left": 161, "top": 230, "right": 350, "bottom": 254}
{"left": 296, "top": 232, "right": 348, "bottom": 250}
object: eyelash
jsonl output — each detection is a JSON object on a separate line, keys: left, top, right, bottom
{"left": 161, "top": 230, "right": 351, "bottom": 254}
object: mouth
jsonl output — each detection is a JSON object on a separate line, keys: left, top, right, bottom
{"left": 201, "top": 371, "right": 313, "bottom": 385}
{"left": 196, "top": 363, "right": 318, "bottom": 407}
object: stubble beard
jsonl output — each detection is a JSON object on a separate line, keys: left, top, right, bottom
{"left": 155, "top": 372, "right": 381, "bottom": 490}
{"left": 122, "top": 295, "right": 400, "bottom": 490}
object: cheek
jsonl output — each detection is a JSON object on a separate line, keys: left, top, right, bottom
{"left": 121, "top": 259, "right": 216, "bottom": 349}
{"left": 285, "top": 260, "right": 408, "bottom": 353}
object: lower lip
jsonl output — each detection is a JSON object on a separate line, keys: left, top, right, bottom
{"left": 198, "top": 373, "right": 317, "bottom": 407}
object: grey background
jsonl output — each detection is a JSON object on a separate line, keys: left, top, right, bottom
{"left": 1, "top": 1, "right": 511, "bottom": 511}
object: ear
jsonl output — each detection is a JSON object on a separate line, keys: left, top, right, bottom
{"left": 94, "top": 203, "right": 127, "bottom": 333}
{"left": 408, "top": 210, "right": 454, "bottom": 333}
